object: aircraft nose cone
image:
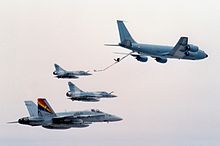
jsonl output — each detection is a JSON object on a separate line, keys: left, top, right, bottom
{"left": 115, "top": 116, "right": 123, "bottom": 121}
{"left": 112, "top": 115, "right": 123, "bottom": 121}
{"left": 111, "top": 94, "right": 117, "bottom": 97}
{"left": 202, "top": 51, "right": 208, "bottom": 59}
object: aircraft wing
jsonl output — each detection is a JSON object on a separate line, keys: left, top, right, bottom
{"left": 84, "top": 97, "right": 100, "bottom": 102}
{"left": 74, "top": 114, "right": 104, "bottom": 119}
{"left": 169, "top": 37, "right": 188, "bottom": 58}
{"left": 74, "top": 96, "right": 100, "bottom": 102}
{"left": 66, "top": 72, "right": 78, "bottom": 78}
{"left": 52, "top": 115, "right": 77, "bottom": 121}
{"left": 52, "top": 114, "right": 103, "bottom": 123}
{"left": 114, "top": 52, "right": 143, "bottom": 57}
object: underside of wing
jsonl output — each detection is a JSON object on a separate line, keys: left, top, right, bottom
{"left": 52, "top": 115, "right": 76, "bottom": 121}
{"left": 74, "top": 97, "right": 100, "bottom": 102}
{"left": 113, "top": 52, "right": 139, "bottom": 56}
{"left": 150, "top": 52, "right": 170, "bottom": 58}
{"left": 169, "top": 37, "right": 188, "bottom": 58}
{"left": 51, "top": 116, "right": 92, "bottom": 128}
{"left": 52, "top": 116, "right": 86, "bottom": 123}
{"left": 65, "top": 73, "right": 78, "bottom": 78}
{"left": 68, "top": 95, "right": 99, "bottom": 102}
{"left": 74, "top": 114, "right": 104, "bottom": 119}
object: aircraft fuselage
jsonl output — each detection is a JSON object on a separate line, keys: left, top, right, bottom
{"left": 122, "top": 43, "right": 208, "bottom": 60}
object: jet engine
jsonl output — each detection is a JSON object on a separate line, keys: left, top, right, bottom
{"left": 185, "top": 44, "right": 199, "bottom": 52}
{"left": 155, "top": 57, "right": 167, "bottom": 63}
{"left": 66, "top": 91, "right": 72, "bottom": 97}
{"left": 42, "top": 125, "right": 71, "bottom": 129}
{"left": 18, "top": 117, "right": 43, "bottom": 126}
{"left": 53, "top": 71, "right": 57, "bottom": 75}
{"left": 136, "top": 55, "right": 148, "bottom": 62}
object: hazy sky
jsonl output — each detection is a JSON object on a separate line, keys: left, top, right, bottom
{"left": 0, "top": 0, "right": 220, "bottom": 146}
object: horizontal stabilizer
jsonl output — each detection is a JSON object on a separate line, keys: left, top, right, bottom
{"left": 7, "top": 121, "right": 18, "bottom": 124}
{"left": 104, "top": 44, "right": 119, "bottom": 46}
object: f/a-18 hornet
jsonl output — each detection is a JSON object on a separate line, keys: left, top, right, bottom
{"left": 53, "top": 64, "right": 92, "bottom": 79}
{"left": 66, "top": 82, "right": 117, "bottom": 102}
{"left": 9, "top": 98, "right": 122, "bottom": 129}
{"left": 106, "top": 20, "right": 208, "bottom": 63}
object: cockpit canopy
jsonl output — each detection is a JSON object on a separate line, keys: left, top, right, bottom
{"left": 91, "top": 109, "right": 103, "bottom": 113}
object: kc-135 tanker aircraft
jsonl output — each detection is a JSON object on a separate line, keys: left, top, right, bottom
{"left": 8, "top": 98, "right": 122, "bottom": 129}
{"left": 105, "top": 20, "right": 208, "bottom": 64}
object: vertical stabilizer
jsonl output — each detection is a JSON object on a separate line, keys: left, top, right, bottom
{"left": 54, "top": 64, "right": 65, "bottom": 72}
{"left": 68, "top": 82, "right": 83, "bottom": 93}
{"left": 38, "top": 98, "right": 56, "bottom": 117}
{"left": 25, "top": 101, "right": 38, "bottom": 117}
{"left": 117, "top": 20, "right": 136, "bottom": 44}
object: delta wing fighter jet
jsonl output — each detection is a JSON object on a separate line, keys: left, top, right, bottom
{"left": 106, "top": 20, "right": 208, "bottom": 64}
{"left": 53, "top": 64, "right": 92, "bottom": 79}
{"left": 66, "top": 82, "right": 117, "bottom": 102}
{"left": 8, "top": 98, "right": 122, "bottom": 129}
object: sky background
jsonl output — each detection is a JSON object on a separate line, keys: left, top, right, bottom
{"left": 0, "top": 0, "right": 220, "bottom": 146}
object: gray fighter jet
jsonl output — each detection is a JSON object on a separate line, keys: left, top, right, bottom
{"left": 8, "top": 98, "right": 122, "bottom": 129}
{"left": 66, "top": 82, "right": 117, "bottom": 102}
{"left": 106, "top": 20, "right": 208, "bottom": 63}
{"left": 53, "top": 64, "right": 92, "bottom": 79}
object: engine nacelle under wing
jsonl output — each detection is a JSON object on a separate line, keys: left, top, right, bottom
{"left": 155, "top": 57, "right": 167, "bottom": 63}
{"left": 42, "top": 125, "right": 72, "bottom": 129}
{"left": 136, "top": 55, "right": 148, "bottom": 62}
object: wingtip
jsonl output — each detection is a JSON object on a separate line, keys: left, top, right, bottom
{"left": 68, "top": 81, "right": 74, "bottom": 85}
{"left": 117, "top": 20, "right": 127, "bottom": 23}
{"left": 180, "top": 36, "right": 188, "bottom": 39}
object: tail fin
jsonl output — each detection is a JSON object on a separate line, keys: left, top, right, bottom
{"left": 24, "top": 101, "right": 38, "bottom": 117}
{"left": 68, "top": 82, "right": 83, "bottom": 93}
{"left": 117, "top": 20, "right": 136, "bottom": 44}
{"left": 54, "top": 64, "right": 65, "bottom": 72}
{"left": 38, "top": 98, "right": 56, "bottom": 117}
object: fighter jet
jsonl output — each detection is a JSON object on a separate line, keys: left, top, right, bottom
{"left": 53, "top": 64, "right": 92, "bottom": 79}
{"left": 66, "top": 82, "right": 117, "bottom": 102}
{"left": 106, "top": 20, "right": 208, "bottom": 64}
{"left": 8, "top": 98, "right": 122, "bottom": 129}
